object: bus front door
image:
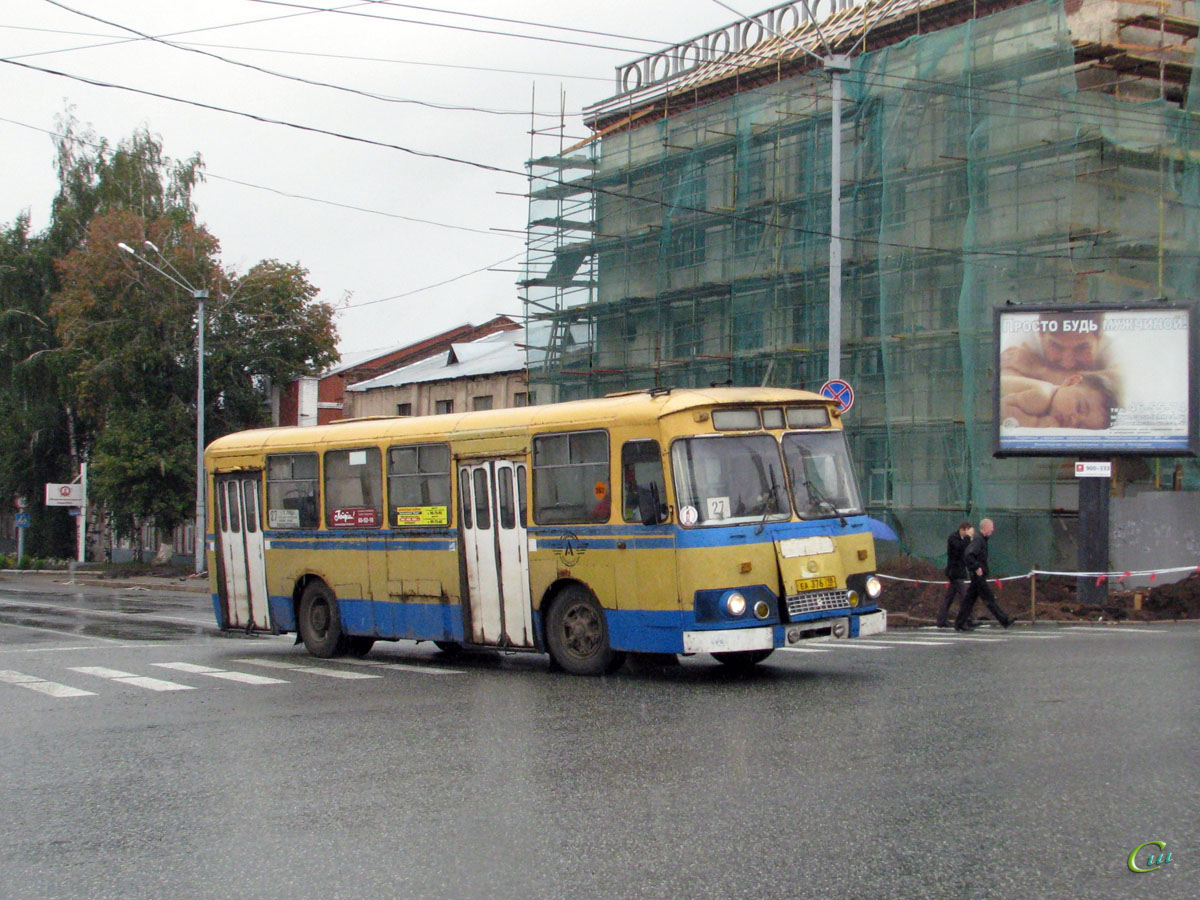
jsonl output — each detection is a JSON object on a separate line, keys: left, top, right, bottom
{"left": 458, "top": 460, "right": 533, "bottom": 647}
{"left": 215, "top": 472, "right": 270, "bottom": 631}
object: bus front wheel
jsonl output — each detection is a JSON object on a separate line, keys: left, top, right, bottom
{"left": 712, "top": 649, "right": 774, "bottom": 670}
{"left": 545, "top": 587, "right": 625, "bottom": 676}
{"left": 298, "top": 581, "right": 347, "bottom": 658}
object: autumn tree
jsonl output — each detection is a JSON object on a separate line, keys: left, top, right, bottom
{"left": 3, "top": 113, "right": 339, "bottom": 554}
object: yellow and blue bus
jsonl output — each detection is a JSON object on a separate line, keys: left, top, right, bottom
{"left": 205, "top": 387, "right": 885, "bottom": 674}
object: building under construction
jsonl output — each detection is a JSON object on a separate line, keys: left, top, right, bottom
{"left": 522, "top": 0, "right": 1200, "bottom": 569}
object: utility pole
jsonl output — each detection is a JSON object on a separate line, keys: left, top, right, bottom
{"left": 118, "top": 241, "right": 209, "bottom": 575}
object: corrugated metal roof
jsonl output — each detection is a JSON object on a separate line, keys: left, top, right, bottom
{"left": 345, "top": 329, "right": 524, "bottom": 391}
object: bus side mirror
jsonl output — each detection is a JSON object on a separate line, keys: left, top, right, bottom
{"left": 638, "top": 482, "right": 666, "bottom": 526}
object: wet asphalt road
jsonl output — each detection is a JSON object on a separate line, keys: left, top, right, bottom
{"left": 0, "top": 575, "right": 1196, "bottom": 900}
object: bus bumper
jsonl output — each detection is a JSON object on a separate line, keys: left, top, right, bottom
{"left": 683, "top": 609, "right": 887, "bottom": 653}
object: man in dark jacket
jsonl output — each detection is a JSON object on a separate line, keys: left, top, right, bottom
{"left": 936, "top": 521, "right": 972, "bottom": 627}
{"left": 954, "top": 518, "right": 1015, "bottom": 630}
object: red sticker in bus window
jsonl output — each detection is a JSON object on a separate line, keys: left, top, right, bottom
{"left": 330, "top": 507, "right": 379, "bottom": 527}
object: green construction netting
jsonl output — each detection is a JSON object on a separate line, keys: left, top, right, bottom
{"left": 523, "top": 0, "right": 1199, "bottom": 570}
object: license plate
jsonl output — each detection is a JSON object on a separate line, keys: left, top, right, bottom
{"left": 795, "top": 576, "right": 837, "bottom": 593}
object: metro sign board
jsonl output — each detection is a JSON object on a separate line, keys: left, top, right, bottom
{"left": 45, "top": 483, "right": 84, "bottom": 507}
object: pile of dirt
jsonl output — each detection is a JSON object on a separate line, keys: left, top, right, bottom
{"left": 877, "top": 555, "right": 1200, "bottom": 626}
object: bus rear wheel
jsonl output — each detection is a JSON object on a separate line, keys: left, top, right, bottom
{"left": 545, "top": 586, "right": 625, "bottom": 676}
{"left": 298, "top": 581, "right": 347, "bottom": 658}
{"left": 712, "top": 649, "right": 774, "bottom": 670}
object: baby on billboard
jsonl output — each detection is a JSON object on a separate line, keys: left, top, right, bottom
{"left": 997, "top": 307, "right": 1191, "bottom": 452}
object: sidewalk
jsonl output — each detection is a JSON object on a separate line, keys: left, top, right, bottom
{"left": 0, "top": 568, "right": 211, "bottom": 595}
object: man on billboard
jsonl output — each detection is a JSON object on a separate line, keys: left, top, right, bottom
{"left": 1000, "top": 309, "right": 1116, "bottom": 385}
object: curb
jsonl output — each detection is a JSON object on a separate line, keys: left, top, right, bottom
{"left": 1, "top": 569, "right": 211, "bottom": 594}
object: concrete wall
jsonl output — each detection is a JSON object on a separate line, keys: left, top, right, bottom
{"left": 1111, "top": 490, "right": 1200, "bottom": 586}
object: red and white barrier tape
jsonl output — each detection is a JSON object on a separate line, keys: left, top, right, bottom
{"left": 878, "top": 564, "right": 1200, "bottom": 587}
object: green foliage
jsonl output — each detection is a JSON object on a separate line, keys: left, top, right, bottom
{"left": 1, "top": 111, "right": 339, "bottom": 552}
{"left": 48, "top": 111, "right": 203, "bottom": 255}
{"left": 89, "top": 404, "right": 194, "bottom": 536}
{"left": 208, "top": 259, "right": 339, "bottom": 433}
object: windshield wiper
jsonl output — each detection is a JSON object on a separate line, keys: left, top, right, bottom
{"left": 802, "top": 477, "right": 848, "bottom": 527}
{"left": 755, "top": 467, "right": 782, "bottom": 535}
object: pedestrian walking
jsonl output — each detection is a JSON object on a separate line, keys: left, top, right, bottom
{"left": 954, "top": 518, "right": 1015, "bottom": 630}
{"left": 936, "top": 521, "right": 972, "bottom": 628}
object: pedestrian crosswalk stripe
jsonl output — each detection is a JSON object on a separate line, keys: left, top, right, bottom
{"left": 0, "top": 668, "right": 95, "bottom": 698}
{"left": 803, "top": 642, "right": 888, "bottom": 651}
{"left": 231, "top": 658, "right": 380, "bottom": 679}
{"left": 336, "top": 658, "right": 464, "bottom": 675}
{"left": 69, "top": 666, "right": 194, "bottom": 692}
{"left": 153, "top": 662, "right": 287, "bottom": 685}
{"left": 849, "top": 638, "right": 952, "bottom": 647}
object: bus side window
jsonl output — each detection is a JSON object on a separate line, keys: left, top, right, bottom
{"left": 532, "top": 430, "right": 609, "bottom": 525}
{"left": 473, "top": 469, "right": 491, "bottom": 530}
{"left": 388, "top": 443, "right": 451, "bottom": 527}
{"left": 459, "top": 469, "right": 473, "bottom": 530}
{"left": 517, "top": 466, "right": 528, "bottom": 528}
{"left": 497, "top": 468, "right": 515, "bottom": 530}
{"left": 324, "top": 447, "right": 383, "bottom": 528}
{"left": 266, "top": 453, "right": 319, "bottom": 529}
{"left": 226, "top": 481, "right": 241, "bottom": 533}
{"left": 242, "top": 480, "right": 259, "bottom": 533}
{"left": 621, "top": 439, "right": 668, "bottom": 525}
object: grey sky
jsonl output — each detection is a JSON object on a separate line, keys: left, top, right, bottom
{"left": 0, "top": 0, "right": 752, "bottom": 357}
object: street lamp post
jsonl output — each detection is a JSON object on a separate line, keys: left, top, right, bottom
{"left": 118, "top": 241, "right": 209, "bottom": 575}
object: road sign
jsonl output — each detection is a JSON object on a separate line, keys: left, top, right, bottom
{"left": 820, "top": 379, "right": 855, "bottom": 413}
{"left": 45, "top": 483, "right": 84, "bottom": 507}
{"left": 1075, "top": 461, "right": 1112, "bottom": 478}
{"left": 14, "top": 512, "right": 30, "bottom": 528}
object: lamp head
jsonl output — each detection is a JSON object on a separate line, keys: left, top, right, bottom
{"left": 143, "top": 240, "right": 160, "bottom": 254}
{"left": 117, "top": 242, "right": 135, "bottom": 255}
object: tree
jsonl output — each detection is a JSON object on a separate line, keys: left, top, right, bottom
{"left": 1, "top": 113, "right": 340, "bottom": 553}
{"left": 208, "top": 259, "right": 339, "bottom": 435}
{"left": 51, "top": 211, "right": 338, "bottom": 538}
{"left": 0, "top": 216, "right": 77, "bottom": 557}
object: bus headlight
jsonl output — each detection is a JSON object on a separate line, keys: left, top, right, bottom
{"left": 865, "top": 576, "right": 882, "bottom": 599}
{"left": 724, "top": 592, "right": 747, "bottom": 616}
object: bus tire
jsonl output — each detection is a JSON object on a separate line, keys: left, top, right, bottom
{"left": 545, "top": 586, "right": 625, "bottom": 676}
{"left": 298, "top": 581, "right": 347, "bottom": 658}
{"left": 344, "top": 636, "right": 375, "bottom": 658}
{"left": 712, "top": 649, "right": 774, "bottom": 670}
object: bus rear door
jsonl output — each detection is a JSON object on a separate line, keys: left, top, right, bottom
{"left": 214, "top": 472, "right": 270, "bottom": 630}
{"left": 458, "top": 459, "right": 533, "bottom": 647}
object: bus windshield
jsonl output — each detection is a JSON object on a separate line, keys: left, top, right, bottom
{"left": 782, "top": 431, "right": 863, "bottom": 519}
{"left": 671, "top": 434, "right": 790, "bottom": 526}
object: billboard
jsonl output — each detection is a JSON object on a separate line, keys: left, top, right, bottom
{"left": 995, "top": 304, "right": 1196, "bottom": 456}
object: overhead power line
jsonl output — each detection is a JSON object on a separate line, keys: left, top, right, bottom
{"left": 38, "top": 0, "right": 559, "bottom": 117}
{"left": 338, "top": 249, "right": 526, "bottom": 310}
{"left": 0, "top": 56, "right": 528, "bottom": 178}
{"left": 246, "top": 0, "right": 649, "bottom": 55}
{"left": 0, "top": 113, "right": 518, "bottom": 237}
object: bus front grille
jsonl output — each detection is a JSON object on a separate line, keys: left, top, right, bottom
{"left": 786, "top": 590, "right": 851, "bottom": 618}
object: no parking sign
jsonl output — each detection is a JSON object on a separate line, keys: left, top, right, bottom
{"left": 820, "top": 379, "right": 855, "bottom": 413}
